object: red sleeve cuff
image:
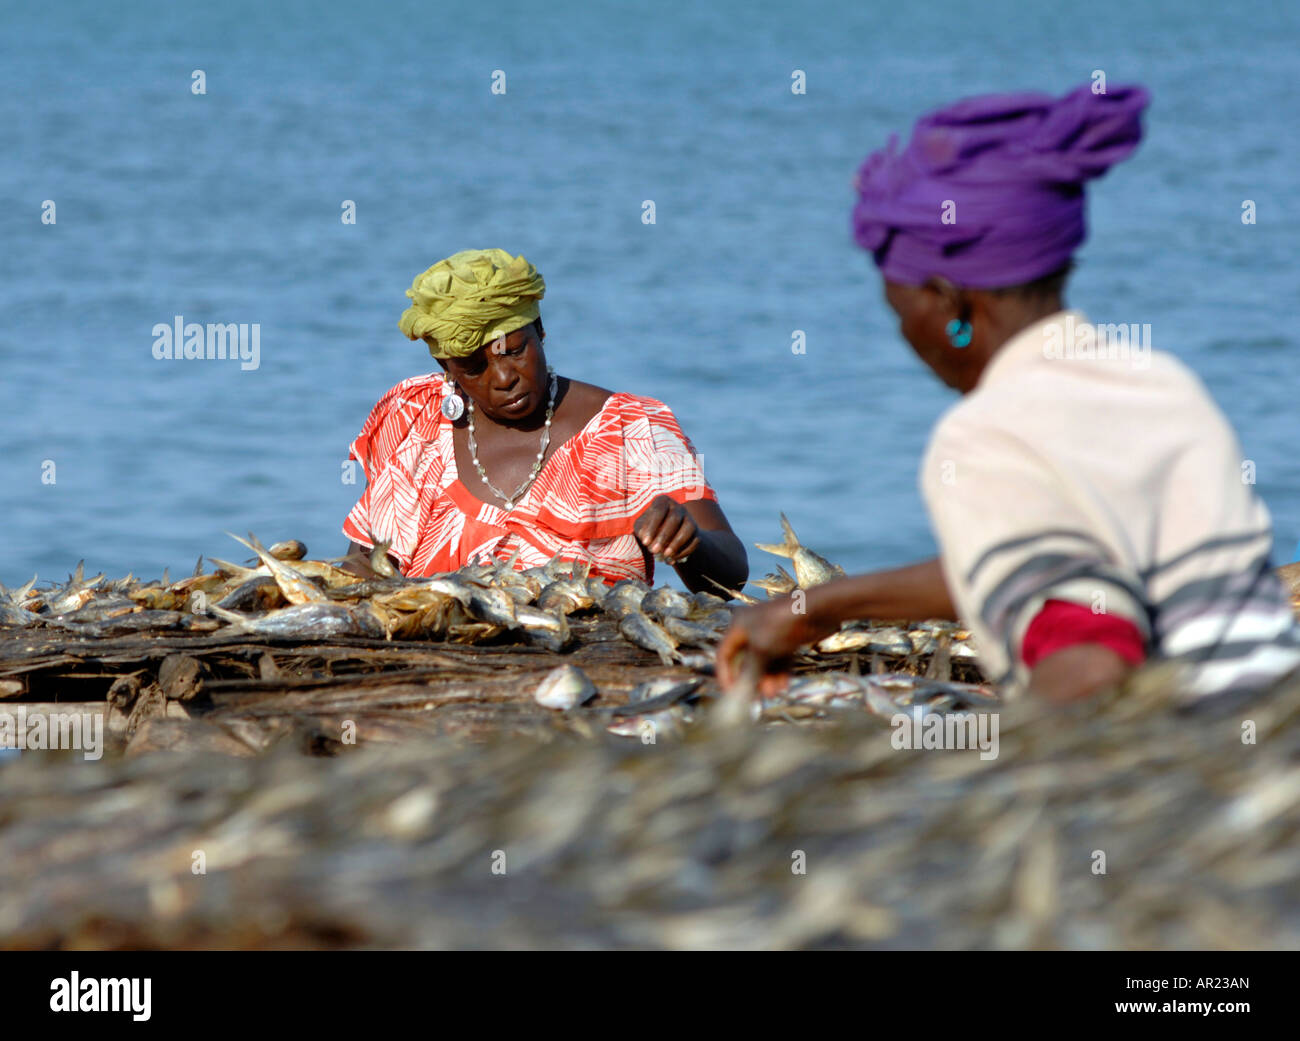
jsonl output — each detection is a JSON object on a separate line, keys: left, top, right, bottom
{"left": 1021, "top": 599, "right": 1147, "bottom": 669}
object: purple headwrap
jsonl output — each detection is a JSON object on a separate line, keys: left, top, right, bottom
{"left": 851, "top": 83, "right": 1150, "bottom": 288}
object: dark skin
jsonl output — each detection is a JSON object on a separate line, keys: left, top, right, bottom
{"left": 345, "top": 319, "right": 747, "bottom": 594}
{"left": 717, "top": 276, "right": 1131, "bottom": 703}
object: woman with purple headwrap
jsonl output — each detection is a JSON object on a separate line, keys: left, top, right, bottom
{"left": 719, "top": 83, "right": 1300, "bottom": 706}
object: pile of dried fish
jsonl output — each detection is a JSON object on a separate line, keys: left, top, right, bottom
{"left": 4, "top": 518, "right": 1293, "bottom": 757}
{"left": 0, "top": 518, "right": 984, "bottom": 700}
{"left": 0, "top": 533, "right": 738, "bottom": 668}
{"left": 2, "top": 667, "right": 1297, "bottom": 949}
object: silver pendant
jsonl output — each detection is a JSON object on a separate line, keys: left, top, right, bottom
{"left": 441, "top": 393, "right": 465, "bottom": 421}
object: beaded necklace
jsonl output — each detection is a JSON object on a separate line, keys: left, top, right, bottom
{"left": 465, "top": 367, "right": 557, "bottom": 510}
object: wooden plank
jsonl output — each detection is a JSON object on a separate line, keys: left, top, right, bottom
{"left": 0, "top": 701, "right": 128, "bottom": 734}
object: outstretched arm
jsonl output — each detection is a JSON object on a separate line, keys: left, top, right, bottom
{"left": 716, "top": 557, "right": 953, "bottom": 692}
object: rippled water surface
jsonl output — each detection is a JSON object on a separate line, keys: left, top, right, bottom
{"left": 2, "top": 0, "right": 1297, "bottom": 585}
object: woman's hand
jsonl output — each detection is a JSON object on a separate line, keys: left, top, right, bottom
{"left": 716, "top": 596, "right": 823, "bottom": 696}
{"left": 633, "top": 495, "right": 701, "bottom": 565}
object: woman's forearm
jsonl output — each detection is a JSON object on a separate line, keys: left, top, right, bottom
{"left": 805, "top": 557, "right": 956, "bottom": 633}
{"left": 675, "top": 529, "right": 748, "bottom": 595}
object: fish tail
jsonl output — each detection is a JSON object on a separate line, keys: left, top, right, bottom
{"left": 705, "top": 576, "right": 757, "bottom": 604}
{"left": 225, "top": 531, "right": 262, "bottom": 560}
{"left": 208, "top": 556, "right": 258, "bottom": 580}
{"left": 756, "top": 512, "right": 801, "bottom": 558}
{"left": 208, "top": 603, "right": 252, "bottom": 629}
{"left": 229, "top": 532, "right": 320, "bottom": 602}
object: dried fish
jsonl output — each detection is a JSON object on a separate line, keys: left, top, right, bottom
{"left": 754, "top": 513, "right": 845, "bottom": 589}
{"left": 662, "top": 615, "right": 723, "bottom": 649}
{"left": 752, "top": 565, "right": 798, "bottom": 596}
{"left": 0, "top": 603, "right": 39, "bottom": 628}
{"left": 515, "top": 605, "right": 572, "bottom": 653}
{"left": 466, "top": 585, "right": 519, "bottom": 630}
{"left": 207, "top": 602, "right": 385, "bottom": 639}
{"left": 225, "top": 533, "right": 328, "bottom": 605}
{"left": 618, "top": 611, "right": 679, "bottom": 666}
{"left": 367, "top": 534, "right": 400, "bottom": 578}
{"left": 536, "top": 579, "right": 595, "bottom": 615}
{"left": 216, "top": 576, "right": 285, "bottom": 613}
{"left": 641, "top": 586, "right": 691, "bottom": 621}
{"left": 816, "top": 626, "right": 913, "bottom": 656}
{"left": 268, "top": 539, "right": 308, "bottom": 561}
{"left": 603, "top": 580, "right": 651, "bottom": 619}
{"left": 534, "top": 665, "right": 597, "bottom": 710}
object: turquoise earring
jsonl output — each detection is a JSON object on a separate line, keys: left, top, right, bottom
{"left": 945, "top": 319, "right": 973, "bottom": 348}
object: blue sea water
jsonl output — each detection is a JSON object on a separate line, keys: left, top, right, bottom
{"left": 1, "top": 0, "right": 1297, "bottom": 588}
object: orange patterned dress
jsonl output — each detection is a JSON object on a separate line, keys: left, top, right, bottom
{"left": 343, "top": 373, "right": 717, "bottom": 584}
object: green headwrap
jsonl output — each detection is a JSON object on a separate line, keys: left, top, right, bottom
{"left": 398, "top": 248, "right": 546, "bottom": 359}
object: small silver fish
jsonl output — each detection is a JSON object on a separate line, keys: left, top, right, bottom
{"left": 496, "top": 583, "right": 534, "bottom": 605}
{"left": 816, "top": 626, "right": 913, "bottom": 656}
{"left": 366, "top": 531, "right": 400, "bottom": 578}
{"left": 604, "top": 579, "right": 652, "bottom": 619}
{"left": 0, "top": 576, "right": 38, "bottom": 606}
{"left": 662, "top": 615, "right": 722, "bottom": 649}
{"left": 754, "top": 513, "right": 845, "bottom": 589}
{"left": 43, "top": 560, "right": 106, "bottom": 615}
{"left": 533, "top": 665, "right": 598, "bottom": 710}
{"left": 466, "top": 584, "right": 519, "bottom": 629}
{"left": 687, "top": 591, "right": 728, "bottom": 614}
{"left": 688, "top": 607, "right": 733, "bottom": 631}
{"left": 420, "top": 576, "right": 476, "bottom": 605}
{"left": 515, "top": 605, "right": 572, "bottom": 652}
{"left": 0, "top": 603, "right": 38, "bottom": 628}
{"left": 208, "top": 602, "right": 385, "bottom": 639}
{"left": 268, "top": 539, "right": 308, "bottom": 561}
{"left": 707, "top": 577, "right": 760, "bottom": 604}
{"left": 641, "top": 586, "right": 691, "bottom": 621}
{"left": 752, "top": 565, "right": 798, "bottom": 597}
{"left": 226, "top": 532, "right": 327, "bottom": 605}
{"left": 624, "top": 677, "right": 697, "bottom": 705}
{"left": 207, "top": 556, "right": 265, "bottom": 583}
{"left": 55, "top": 596, "right": 137, "bottom": 623}
{"left": 606, "top": 705, "right": 691, "bottom": 740}
{"left": 909, "top": 632, "right": 979, "bottom": 660}
{"left": 867, "top": 673, "right": 998, "bottom": 713}
{"left": 495, "top": 570, "right": 542, "bottom": 604}
{"left": 676, "top": 651, "right": 716, "bottom": 673}
{"left": 216, "top": 577, "right": 284, "bottom": 612}
{"left": 537, "top": 579, "right": 595, "bottom": 615}
{"left": 783, "top": 673, "right": 869, "bottom": 708}
{"left": 618, "top": 611, "right": 679, "bottom": 666}
{"left": 544, "top": 557, "right": 593, "bottom": 582}
{"left": 324, "top": 578, "right": 408, "bottom": 600}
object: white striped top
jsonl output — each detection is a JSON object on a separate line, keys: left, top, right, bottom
{"left": 921, "top": 310, "right": 1300, "bottom": 704}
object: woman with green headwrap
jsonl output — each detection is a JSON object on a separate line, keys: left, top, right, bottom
{"left": 342, "top": 248, "right": 748, "bottom": 593}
